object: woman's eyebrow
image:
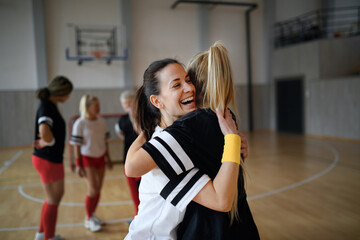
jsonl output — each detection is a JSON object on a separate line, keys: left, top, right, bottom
{"left": 169, "top": 78, "right": 180, "bottom": 84}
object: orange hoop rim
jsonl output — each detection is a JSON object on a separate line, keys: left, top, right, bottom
{"left": 90, "top": 50, "right": 106, "bottom": 59}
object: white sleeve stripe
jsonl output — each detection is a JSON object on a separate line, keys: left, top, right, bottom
{"left": 148, "top": 138, "right": 184, "bottom": 175}
{"left": 165, "top": 168, "right": 199, "bottom": 202}
{"left": 164, "top": 168, "right": 210, "bottom": 212}
{"left": 156, "top": 131, "right": 194, "bottom": 171}
{"left": 38, "top": 116, "right": 53, "bottom": 127}
{"left": 176, "top": 174, "right": 210, "bottom": 212}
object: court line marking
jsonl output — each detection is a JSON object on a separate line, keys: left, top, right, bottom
{"left": 18, "top": 185, "right": 133, "bottom": 206}
{"left": 0, "top": 142, "right": 339, "bottom": 232}
{"left": 0, "top": 150, "right": 23, "bottom": 175}
{"left": 0, "top": 217, "right": 133, "bottom": 231}
{"left": 248, "top": 142, "right": 339, "bottom": 201}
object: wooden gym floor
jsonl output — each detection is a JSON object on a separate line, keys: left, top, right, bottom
{"left": 0, "top": 132, "right": 359, "bottom": 240}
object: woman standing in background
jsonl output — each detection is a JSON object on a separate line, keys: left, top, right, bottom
{"left": 33, "top": 76, "right": 73, "bottom": 240}
{"left": 70, "top": 95, "right": 113, "bottom": 232}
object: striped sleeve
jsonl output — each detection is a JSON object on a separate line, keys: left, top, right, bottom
{"left": 38, "top": 116, "right": 53, "bottom": 127}
{"left": 160, "top": 168, "right": 210, "bottom": 212}
{"left": 70, "top": 119, "right": 84, "bottom": 146}
{"left": 142, "top": 131, "right": 194, "bottom": 179}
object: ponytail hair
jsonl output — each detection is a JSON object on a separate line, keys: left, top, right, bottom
{"left": 188, "top": 41, "right": 237, "bottom": 115}
{"left": 134, "top": 58, "right": 180, "bottom": 140}
{"left": 187, "top": 41, "right": 241, "bottom": 224}
{"left": 79, "top": 94, "right": 98, "bottom": 118}
{"left": 36, "top": 75, "right": 73, "bottom": 100}
{"left": 36, "top": 87, "right": 50, "bottom": 100}
{"left": 207, "top": 42, "right": 236, "bottom": 114}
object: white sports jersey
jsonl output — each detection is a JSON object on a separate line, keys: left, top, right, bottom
{"left": 125, "top": 126, "right": 210, "bottom": 240}
{"left": 70, "top": 116, "right": 110, "bottom": 158}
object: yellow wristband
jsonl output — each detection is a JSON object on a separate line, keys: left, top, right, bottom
{"left": 221, "top": 134, "right": 241, "bottom": 165}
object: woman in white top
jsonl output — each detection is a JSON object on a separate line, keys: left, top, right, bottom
{"left": 70, "top": 95, "right": 113, "bottom": 232}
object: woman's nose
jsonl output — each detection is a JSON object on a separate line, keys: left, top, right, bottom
{"left": 183, "top": 82, "right": 194, "bottom": 92}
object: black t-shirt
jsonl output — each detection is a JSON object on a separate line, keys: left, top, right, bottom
{"left": 143, "top": 108, "right": 260, "bottom": 239}
{"left": 118, "top": 114, "right": 138, "bottom": 161}
{"left": 33, "top": 99, "right": 66, "bottom": 163}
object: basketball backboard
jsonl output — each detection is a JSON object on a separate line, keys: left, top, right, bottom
{"left": 66, "top": 24, "right": 127, "bottom": 65}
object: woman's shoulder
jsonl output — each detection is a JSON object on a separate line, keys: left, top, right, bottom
{"left": 176, "top": 108, "right": 216, "bottom": 124}
{"left": 72, "top": 117, "right": 86, "bottom": 128}
{"left": 38, "top": 99, "right": 53, "bottom": 109}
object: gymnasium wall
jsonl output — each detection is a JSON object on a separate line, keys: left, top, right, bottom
{"left": 0, "top": 0, "right": 38, "bottom": 90}
{"left": 2, "top": 0, "right": 358, "bottom": 147}
{"left": 0, "top": 0, "right": 266, "bottom": 147}
{"left": 272, "top": 36, "right": 360, "bottom": 140}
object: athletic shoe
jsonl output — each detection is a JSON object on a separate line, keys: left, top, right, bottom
{"left": 34, "top": 232, "right": 62, "bottom": 240}
{"left": 85, "top": 217, "right": 102, "bottom": 232}
{"left": 48, "top": 234, "right": 62, "bottom": 240}
{"left": 92, "top": 214, "right": 105, "bottom": 226}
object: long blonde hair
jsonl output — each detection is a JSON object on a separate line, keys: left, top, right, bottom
{"left": 79, "top": 94, "right": 98, "bottom": 118}
{"left": 187, "top": 41, "right": 242, "bottom": 224}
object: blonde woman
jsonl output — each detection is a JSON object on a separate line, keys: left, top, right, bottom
{"left": 70, "top": 95, "right": 113, "bottom": 232}
{"left": 33, "top": 76, "right": 73, "bottom": 240}
{"left": 177, "top": 42, "right": 259, "bottom": 239}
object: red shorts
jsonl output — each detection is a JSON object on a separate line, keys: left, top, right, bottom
{"left": 32, "top": 155, "right": 64, "bottom": 183}
{"left": 82, "top": 155, "right": 106, "bottom": 169}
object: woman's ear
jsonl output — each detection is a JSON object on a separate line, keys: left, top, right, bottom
{"left": 150, "top": 95, "right": 163, "bottom": 109}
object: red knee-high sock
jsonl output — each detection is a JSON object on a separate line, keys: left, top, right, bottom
{"left": 85, "top": 195, "right": 94, "bottom": 219}
{"left": 43, "top": 202, "right": 58, "bottom": 240}
{"left": 91, "top": 193, "right": 100, "bottom": 215}
{"left": 38, "top": 201, "right": 47, "bottom": 233}
{"left": 126, "top": 176, "right": 141, "bottom": 216}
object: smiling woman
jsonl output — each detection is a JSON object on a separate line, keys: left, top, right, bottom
{"left": 149, "top": 62, "right": 197, "bottom": 129}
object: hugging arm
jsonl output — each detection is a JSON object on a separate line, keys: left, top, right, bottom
{"left": 125, "top": 109, "right": 241, "bottom": 212}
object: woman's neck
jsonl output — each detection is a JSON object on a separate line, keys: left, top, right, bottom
{"left": 159, "top": 116, "right": 176, "bottom": 129}
{"left": 86, "top": 114, "right": 97, "bottom": 121}
{"left": 48, "top": 96, "right": 58, "bottom": 105}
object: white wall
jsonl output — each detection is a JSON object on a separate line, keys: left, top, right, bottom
{"left": 209, "top": 1, "right": 264, "bottom": 85}
{"left": 132, "top": 0, "right": 265, "bottom": 86}
{"left": 0, "top": 0, "right": 38, "bottom": 90}
{"left": 132, "top": 0, "right": 198, "bottom": 87}
{"left": 44, "top": 0, "right": 126, "bottom": 89}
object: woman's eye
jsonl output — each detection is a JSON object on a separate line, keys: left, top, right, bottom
{"left": 173, "top": 84, "right": 180, "bottom": 88}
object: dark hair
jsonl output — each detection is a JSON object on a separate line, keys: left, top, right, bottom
{"left": 36, "top": 76, "right": 73, "bottom": 100}
{"left": 134, "top": 58, "right": 180, "bottom": 140}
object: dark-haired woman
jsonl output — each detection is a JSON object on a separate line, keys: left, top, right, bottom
{"left": 32, "top": 76, "right": 73, "bottom": 240}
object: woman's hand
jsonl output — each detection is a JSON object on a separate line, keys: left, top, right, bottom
{"left": 76, "top": 166, "right": 85, "bottom": 177}
{"left": 33, "top": 138, "right": 49, "bottom": 149}
{"left": 238, "top": 131, "right": 249, "bottom": 160}
{"left": 216, "top": 108, "right": 238, "bottom": 136}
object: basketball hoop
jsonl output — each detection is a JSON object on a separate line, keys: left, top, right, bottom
{"left": 90, "top": 50, "right": 106, "bottom": 59}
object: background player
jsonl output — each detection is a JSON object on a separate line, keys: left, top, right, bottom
{"left": 70, "top": 95, "right": 113, "bottom": 232}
